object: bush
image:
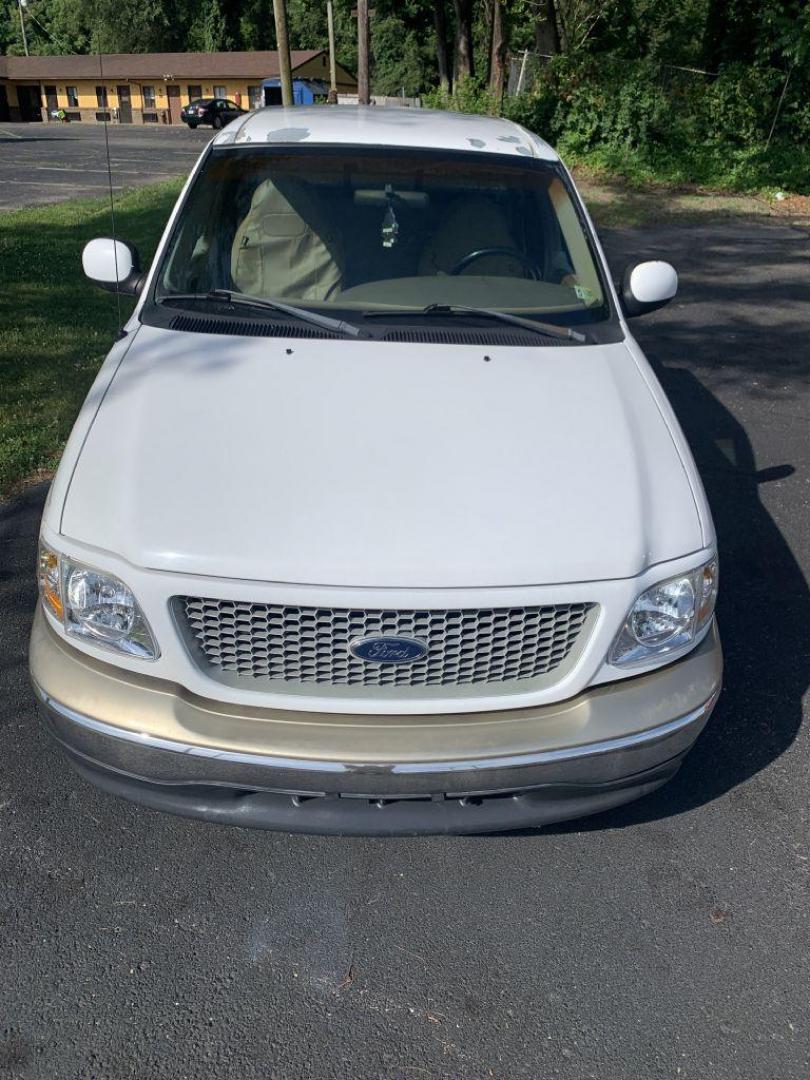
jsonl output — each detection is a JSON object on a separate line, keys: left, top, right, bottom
{"left": 441, "top": 57, "right": 810, "bottom": 194}
{"left": 422, "top": 78, "right": 501, "bottom": 116}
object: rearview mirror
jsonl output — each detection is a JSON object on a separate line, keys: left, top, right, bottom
{"left": 82, "top": 238, "right": 144, "bottom": 296}
{"left": 621, "top": 260, "right": 677, "bottom": 318}
{"left": 353, "top": 189, "right": 429, "bottom": 208}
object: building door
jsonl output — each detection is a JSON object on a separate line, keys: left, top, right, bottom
{"left": 166, "top": 84, "right": 181, "bottom": 124}
{"left": 0, "top": 85, "right": 9, "bottom": 123}
{"left": 116, "top": 85, "right": 133, "bottom": 123}
{"left": 17, "top": 85, "right": 43, "bottom": 121}
{"left": 44, "top": 85, "right": 58, "bottom": 116}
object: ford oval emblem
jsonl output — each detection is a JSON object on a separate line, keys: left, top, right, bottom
{"left": 349, "top": 635, "right": 428, "bottom": 664}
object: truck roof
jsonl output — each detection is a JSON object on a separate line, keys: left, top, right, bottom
{"left": 214, "top": 105, "right": 559, "bottom": 161}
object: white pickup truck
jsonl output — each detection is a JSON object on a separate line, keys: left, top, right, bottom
{"left": 31, "top": 106, "right": 721, "bottom": 834}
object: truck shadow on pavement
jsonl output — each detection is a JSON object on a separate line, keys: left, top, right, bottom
{"left": 545, "top": 221, "right": 810, "bottom": 831}
{"left": 550, "top": 359, "right": 808, "bottom": 832}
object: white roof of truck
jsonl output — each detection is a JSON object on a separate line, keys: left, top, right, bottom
{"left": 214, "top": 105, "right": 558, "bottom": 161}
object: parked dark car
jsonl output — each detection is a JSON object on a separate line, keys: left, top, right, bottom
{"left": 180, "top": 98, "right": 246, "bottom": 130}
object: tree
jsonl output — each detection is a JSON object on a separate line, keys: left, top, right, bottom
{"left": 703, "top": 0, "right": 758, "bottom": 68}
{"left": 534, "top": 0, "right": 560, "bottom": 55}
{"left": 186, "top": 0, "right": 229, "bottom": 52}
{"left": 452, "top": 0, "right": 474, "bottom": 80}
{"left": 91, "top": 0, "right": 174, "bottom": 52}
{"left": 489, "top": 0, "right": 508, "bottom": 100}
{"left": 433, "top": 0, "right": 451, "bottom": 90}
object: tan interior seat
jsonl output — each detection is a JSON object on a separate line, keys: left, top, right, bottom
{"left": 418, "top": 196, "right": 527, "bottom": 278}
{"left": 231, "top": 180, "right": 344, "bottom": 301}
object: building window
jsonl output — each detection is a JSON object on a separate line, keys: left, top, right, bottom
{"left": 142, "top": 85, "right": 156, "bottom": 109}
{"left": 66, "top": 86, "right": 79, "bottom": 108}
{"left": 187, "top": 85, "right": 202, "bottom": 103}
{"left": 213, "top": 85, "right": 226, "bottom": 100}
{"left": 96, "top": 86, "right": 108, "bottom": 108}
{"left": 247, "top": 85, "right": 263, "bottom": 110}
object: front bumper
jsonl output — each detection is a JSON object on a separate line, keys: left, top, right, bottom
{"left": 30, "top": 609, "right": 722, "bottom": 834}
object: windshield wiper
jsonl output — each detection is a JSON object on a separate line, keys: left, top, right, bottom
{"left": 365, "top": 303, "right": 588, "bottom": 343}
{"left": 159, "top": 290, "right": 364, "bottom": 338}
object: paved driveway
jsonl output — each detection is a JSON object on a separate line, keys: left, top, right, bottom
{"left": 0, "top": 219, "right": 808, "bottom": 1079}
{"left": 0, "top": 121, "right": 210, "bottom": 210}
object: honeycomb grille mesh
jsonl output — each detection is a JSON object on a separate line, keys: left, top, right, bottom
{"left": 177, "top": 598, "right": 594, "bottom": 688}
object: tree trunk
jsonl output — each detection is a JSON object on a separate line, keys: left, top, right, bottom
{"left": 452, "top": 0, "right": 474, "bottom": 82}
{"left": 433, "top": 0, "right": 451, "bottom": 92}
{"left": 357, "top": 0, "right": 370, "bottom": 105}
{"left": 482, "top": 0, "right": 495, "bottom": 86}
{"left": 703, "top": 0, "right": 757, "bottom": 69}
{"left": 489, "top": 0, "right": 508, "bottom": 105}
{"left": 534, "top": 0, "right": 560, "bottom": 56}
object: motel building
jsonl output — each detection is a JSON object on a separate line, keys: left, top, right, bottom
{"left": 0, "top": 49, "right": 357, "bottom": 124}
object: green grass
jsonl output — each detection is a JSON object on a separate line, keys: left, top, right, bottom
{"left": 0, "top": 180, "right": 183, "bottom": 497}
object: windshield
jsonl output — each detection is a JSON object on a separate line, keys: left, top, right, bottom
{"left": 155, "top": 146, "right": 610, "bottom": 327}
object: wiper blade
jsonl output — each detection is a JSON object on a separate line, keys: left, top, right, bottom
{"left": 365, "top": 303, "right": 587, "bottom": 343}
{"left": 423, "top": 304, "right": 588, "bottom": 342}
{"left": 159, "top": 290, "right": 363, "bottom": 338}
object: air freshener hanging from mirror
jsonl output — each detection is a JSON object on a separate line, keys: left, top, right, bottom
{"left": 381, "top": 185, "right": 399, "bottom": 248}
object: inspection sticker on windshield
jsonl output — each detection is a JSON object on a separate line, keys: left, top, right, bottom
{"left": 574, "top": 284, "right": 596, "bottom": 304}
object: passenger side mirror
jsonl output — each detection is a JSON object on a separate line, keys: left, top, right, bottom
{"left": 621, "top": 260, "right": 677, "bottom": 318}
{"left": 82, "top": 238, "right": 144, "bottom": 296}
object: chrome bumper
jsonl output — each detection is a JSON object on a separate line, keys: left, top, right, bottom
{"left": 31, "top": 610, "right": 722, "bottom": 834}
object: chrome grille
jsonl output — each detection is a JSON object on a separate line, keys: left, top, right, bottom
{"left": 177, "top": 598, "right": 594, "bottom": 688}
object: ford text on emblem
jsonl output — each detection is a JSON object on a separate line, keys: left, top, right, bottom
{"left": 349, "top": 636, "right": 428, "bottom": 664}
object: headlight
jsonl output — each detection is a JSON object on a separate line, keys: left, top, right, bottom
{"left": 38, "top": 543, "right": 159, "bottom": 659}
{"left": 609, "top": 557, "right": 717, "bottom": 667}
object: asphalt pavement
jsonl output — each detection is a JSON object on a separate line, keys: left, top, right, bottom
{"left": 0, "top": 121, "right": 210, "bottom": 210}
{"left": 1, "top": 218, "right": 808, "bottom": 1079}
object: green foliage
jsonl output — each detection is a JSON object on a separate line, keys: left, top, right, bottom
{"left": 370, "top": 11, "right": 435, "bottom": 97}
{"left": 500, "top": 56, "right": 810, "bottom": 193}
{"left": 423, "top": 77, "right": 501, "bottom": 115}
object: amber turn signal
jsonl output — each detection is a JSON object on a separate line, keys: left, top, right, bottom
{"left": 38, "top": 544, "right": 63, "bottom": 621}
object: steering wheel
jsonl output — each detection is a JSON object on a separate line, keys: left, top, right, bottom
{"left": 449, "top": 247, "right": 542, "bottom": 279}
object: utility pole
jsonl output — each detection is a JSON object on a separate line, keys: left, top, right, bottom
{"left": 272, "top": 0, "right": 294, "bottom": 107}
{"left": 356, "top": 0, "right": 370, "bottom": 105}
{"left": 18, "top": 0, "right": 29, "bottom": 57}
{"left": 326, "top": 1, "right": 338, "bottom": 96}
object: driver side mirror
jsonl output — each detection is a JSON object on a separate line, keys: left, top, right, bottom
{"left": 620, "top": 260, "right": 677, "bottom": 318}
{"left": 82, "top": 238, "right": 144, "bottom": 296}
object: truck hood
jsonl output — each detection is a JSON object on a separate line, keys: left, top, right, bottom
{"left": 60, "top": 325, "right": 703, "bottom": 587}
